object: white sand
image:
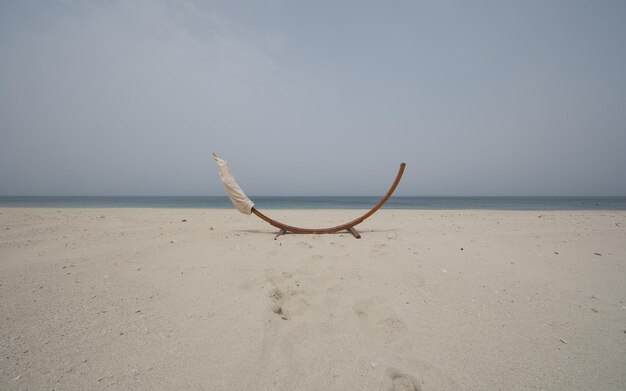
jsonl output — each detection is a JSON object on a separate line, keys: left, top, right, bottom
{"left": 1, "top": 208, "right": 625, "bottom": 390}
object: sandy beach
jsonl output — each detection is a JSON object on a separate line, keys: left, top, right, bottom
{"left": 1, "top": 208, "right": 625, "bottom": 390}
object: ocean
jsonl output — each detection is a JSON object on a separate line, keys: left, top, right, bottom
{"left": 0, "top": 196, "right": 625, "bottom": 210}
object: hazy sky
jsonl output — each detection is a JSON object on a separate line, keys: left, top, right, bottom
{"left": 1, "top": 1, "right": 625, "bottom": 196}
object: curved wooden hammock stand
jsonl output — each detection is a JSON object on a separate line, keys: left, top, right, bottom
{"left": 253, "top": 163, "right": 406, "bottom": 239}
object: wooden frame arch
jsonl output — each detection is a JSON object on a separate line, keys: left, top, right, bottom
{"left": 251, "top": 163, "right": 406, "bottom": 239}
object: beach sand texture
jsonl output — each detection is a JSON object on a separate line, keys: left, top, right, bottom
{"left": 1, "top": 208, "right": 625, "bottom": 390}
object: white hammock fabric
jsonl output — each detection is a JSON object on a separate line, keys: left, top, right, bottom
{"left": 212, "top": 153, "right": 255, "bottom": 215}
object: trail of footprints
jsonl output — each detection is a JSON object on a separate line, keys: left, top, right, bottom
{"left": 259, "top": 269, "right": 457, "bottom": 390}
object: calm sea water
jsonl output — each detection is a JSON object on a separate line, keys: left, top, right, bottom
{"left": 0, "top": 196, "right": 625, "bottom": 210}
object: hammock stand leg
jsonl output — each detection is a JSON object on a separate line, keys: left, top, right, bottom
{"left": 274, "top": 227, "right": 360, "bottom": 239}
{"left": 347, "top": 227, "right": 361, "bottom": 239}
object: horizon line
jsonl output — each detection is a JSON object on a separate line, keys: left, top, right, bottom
{"left": 1, "top": 195, "right": 626, "bottom": 198}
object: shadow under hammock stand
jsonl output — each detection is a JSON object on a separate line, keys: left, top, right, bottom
{"left": 212, "top": 153, "right": 406, "bottom": 239}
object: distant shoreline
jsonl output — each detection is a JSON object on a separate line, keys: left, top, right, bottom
{"left": 1, "top": 196, "right": 626, "bottom": 210}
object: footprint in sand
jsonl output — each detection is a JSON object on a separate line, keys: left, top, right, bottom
{"left": 264, "top": 268, "right": 342, "bottom": 323}
{"left": 268, "top": 287, "right": 288, "bottom": 320}
{"left": 264, "top": 271, "right": 311, "bottom": 321}
{"left": 387, "top": 368, "right": 421, "bottom": 391}
{"left": 383, "top": 359, "right": 461, "bottom": 391}
{"left": 353, "top": 298, "right": 407, "bottom": 343}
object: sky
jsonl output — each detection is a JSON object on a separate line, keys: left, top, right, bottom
{"left": 1, "top": 0, "right": 625, "bottom": 197}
